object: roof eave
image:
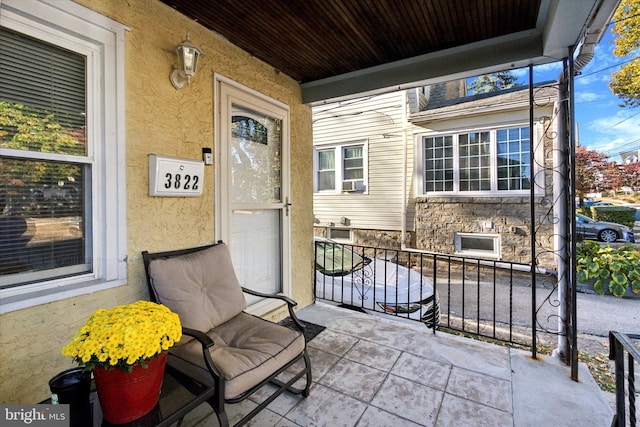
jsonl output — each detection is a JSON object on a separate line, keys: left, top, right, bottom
{"left": 302, "top": 0, "right": 620, "bottom": 106}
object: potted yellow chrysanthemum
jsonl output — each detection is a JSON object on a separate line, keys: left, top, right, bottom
{"left": 62, "top": 300, "right": 182, "bottom": 424}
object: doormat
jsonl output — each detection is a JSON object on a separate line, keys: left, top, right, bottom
{"left": 279, "top": 317, "right": 326, "bottom": 342}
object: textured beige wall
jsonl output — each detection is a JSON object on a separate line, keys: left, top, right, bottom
{"left": 0, "top": 0, "right": 313, "bottom": 403}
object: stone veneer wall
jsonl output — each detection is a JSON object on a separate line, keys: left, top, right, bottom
{"left": 313, "top": 227, "right": 415, "bottom": 249}
{"left": 414, "top": 196, "right": 555, "bottom": 268}
{"left": 0, "top": 0, "right": 314, "bottom": 403}
{"left": 315, "top": 206, "right": 555, "bottom": 269}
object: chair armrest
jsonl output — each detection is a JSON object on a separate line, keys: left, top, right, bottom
{"left": 241, "top": 287, "right": 298, "bottom": 308}
{"left": 181, "top": 327, "right": 214, "bottom": 349}
{"left": 241, "top": 287, "right": 307, "bottom": 335}
{"left": 179, "top": 327, "right": 222, "bottom": 379}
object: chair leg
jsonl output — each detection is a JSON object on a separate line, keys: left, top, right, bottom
{"left": 215, "top": 410, "right": 230, "bottom": 427}
{"left": 302, "top": 349, "right": 312, "bottom": 398}
{"left": 208, "top": 379, "right": 229, "bottom": 427}
{"left": 207, "top": 396, "right": 229, "bottom": 427}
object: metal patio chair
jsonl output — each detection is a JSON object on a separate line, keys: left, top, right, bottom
{"left": 142, "top": 242, "right": 311, "bottom": 427}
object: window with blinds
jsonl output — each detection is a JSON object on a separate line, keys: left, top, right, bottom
{"left": 0, "top": 27, "right": 91, "bottom": 288}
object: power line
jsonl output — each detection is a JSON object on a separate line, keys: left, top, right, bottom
{"left": 609, "top": 11, "right": 640, "bottom": 26}
{"left": 601, "top": 110, "right": 640, "bottom": 132}
{"left": 575, "top": 57, "right": 639, "bottom": 79}
{"left": 603, "top": 138, "right": 640, "bottom": 156}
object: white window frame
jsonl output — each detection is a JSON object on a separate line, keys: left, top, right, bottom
{"left": 0, "top": 0, "right": 128, "bottom": 314}
{"left": 416, "top": 123, "right": 541, "bottom": 196}
{"left": 314, "top": 140, "right": 368, "bottom": 194}
{"left": 454, "top": 233, "right": 501, "bottom": 259}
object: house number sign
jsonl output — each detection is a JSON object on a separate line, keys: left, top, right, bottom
{"left": 149, "top": 154, "right": 204, "bottom": 197}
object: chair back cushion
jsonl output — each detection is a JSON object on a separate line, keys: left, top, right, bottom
{"left": 147, "top": 243, "right": 247, "bottom": 332}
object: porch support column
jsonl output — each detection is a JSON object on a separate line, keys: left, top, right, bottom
{"left": 553, "top": 59, "right": 570, "bottom": 361}
{"left": 552, "top": 55, "right": 579, "bottom": 381}
{"left": 529, "top": 65, "right": 537, "bottom": 359}
{"left": 567, "top": 53, "right": 579, "bottom": 381}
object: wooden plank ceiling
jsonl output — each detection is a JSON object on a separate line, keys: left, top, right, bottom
{"left": 159, "top": 0, "right": 540, "bottom": 84}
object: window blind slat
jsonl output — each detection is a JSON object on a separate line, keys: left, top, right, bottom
{"left": 0, "top": 28, "right": 86, "bottom": 129}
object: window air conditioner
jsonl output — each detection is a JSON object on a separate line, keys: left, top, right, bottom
{"left": 342, "top": 180, "right": 364, "bottom": 192}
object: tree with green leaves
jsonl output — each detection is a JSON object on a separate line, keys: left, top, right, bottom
{"left": 467, "top": 72, "right": 519, "bottom": 95}
{"left": 0, "top": 101, "right": 84, "bottom": 214}
{"left": 610, "top": 0, "right": 640, "bottom": 108}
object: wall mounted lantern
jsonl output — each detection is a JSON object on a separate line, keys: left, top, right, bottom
{"left": 170, "top": 33, "right": 202, "bottom": 89}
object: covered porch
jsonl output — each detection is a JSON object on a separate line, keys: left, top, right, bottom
{"left": 0, "top": 0, "right": 628, "bottom": 420}
{"left": 177, "top": 303, "right": 612, "bottom": 426}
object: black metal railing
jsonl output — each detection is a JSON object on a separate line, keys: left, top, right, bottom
{"left": 609, "top": 331, "right": 639, "bottom": 427}
{"left": 314, "top": 240, "right": 556, "bottom": 349}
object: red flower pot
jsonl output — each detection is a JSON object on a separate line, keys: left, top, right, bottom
{"left": 93, "top": 351, "right": 167, "bottom": 424}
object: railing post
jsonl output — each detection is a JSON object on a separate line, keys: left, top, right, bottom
{"left": 609, "top": 331, "right": 626, "bottom": 427}
{"left": 609, "top": 331, "right": 640, "bottom": 427}
{"left": 628, "top": 352, "right": 636, "bottom": 427}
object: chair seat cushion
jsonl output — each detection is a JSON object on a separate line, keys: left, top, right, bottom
{"left": 172, "top": 312, "right": 305, "bottom": 399}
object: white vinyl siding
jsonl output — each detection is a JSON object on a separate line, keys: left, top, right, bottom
{"left": 313, "top": 92, "right": 413, "bottom": 231}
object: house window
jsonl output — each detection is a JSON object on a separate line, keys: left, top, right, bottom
{"left": 422, "top": 126, "right": 531, "bottom": 194}
{"left": 459, "top": 132, "right": 491, "bottom": 191}
{"left": 424, "top": 136, "right": 453, "bottom": 192}
{"left": 314, "top": 142, "right": 367, "bottom": 193}
{"left": 343, "top": 146, "right": 363, "bottom": 181}
{"left": 1, "top": 28, "right": 90, "bottom": 282}
{"left": 454, "top": 233, "right": 501, "bottom": 258}
{"left": 317, "top": 149, "right": 335, "bottom": 191}
{"left": 0, "top": 1, "right": 127, "bottom": 312}
{"left": 497, "top": 127, "right": 530, "bottom": 190}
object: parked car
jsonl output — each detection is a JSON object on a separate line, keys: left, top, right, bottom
{"left": 576, "top": 213, "right": 635, "bottom": 243}
{"left": 592, "top": 202, "right": 614, "bottom": 206}
{"left": 314, "top": 238, "right": 440, "bottom": 327}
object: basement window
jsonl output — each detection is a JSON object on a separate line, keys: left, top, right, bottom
{"left": 328, "top": 228, "right": 352, "bottom": 242}
{"left": 454, "top": 233, "right": 501, "bottom": 258}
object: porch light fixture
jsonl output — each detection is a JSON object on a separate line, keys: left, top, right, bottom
{"left": 170, "top": 33, "right": 202, "bottom": 89}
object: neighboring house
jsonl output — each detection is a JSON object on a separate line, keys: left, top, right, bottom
{"left": 312, "top": 91, "right": 417, "bottom": 247}
{"left": 313, "top": 81, "right": 557, "bottom": 266}
{"left": 620, "top": 148, "right": 639, "bottom": 164}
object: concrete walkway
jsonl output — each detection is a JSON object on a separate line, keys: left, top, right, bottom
{"left": 180, "top": 302, "right": 613, "bottom": 426}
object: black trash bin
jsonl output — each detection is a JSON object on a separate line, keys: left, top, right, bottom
{"left": 49, "top": 368, "right": 92, "bottom": 427}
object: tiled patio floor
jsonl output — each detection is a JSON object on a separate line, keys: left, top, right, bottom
{"left": 178, "top": 302, "right": 613, "bottom": 427}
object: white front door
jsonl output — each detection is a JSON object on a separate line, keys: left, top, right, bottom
{"left": 216, "top": 78, "right": 291, "bottom": 309}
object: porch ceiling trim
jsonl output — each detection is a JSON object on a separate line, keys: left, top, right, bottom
{"left": 301, "top": 30, "right": 546, "bottom": 105}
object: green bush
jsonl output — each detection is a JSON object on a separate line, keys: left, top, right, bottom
{"left": 589, "top": 207, "right": 636, "bottom": 228}
{"left": 577, "top": 240, "right": 640, "bottom": 297}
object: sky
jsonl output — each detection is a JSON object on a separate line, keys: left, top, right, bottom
{"left": 520, "top": 28, "right": 640, "bottom": 162}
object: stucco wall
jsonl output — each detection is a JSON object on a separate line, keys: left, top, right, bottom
{"left": 0, "top": 0, "right": 313, "bottom": 403}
